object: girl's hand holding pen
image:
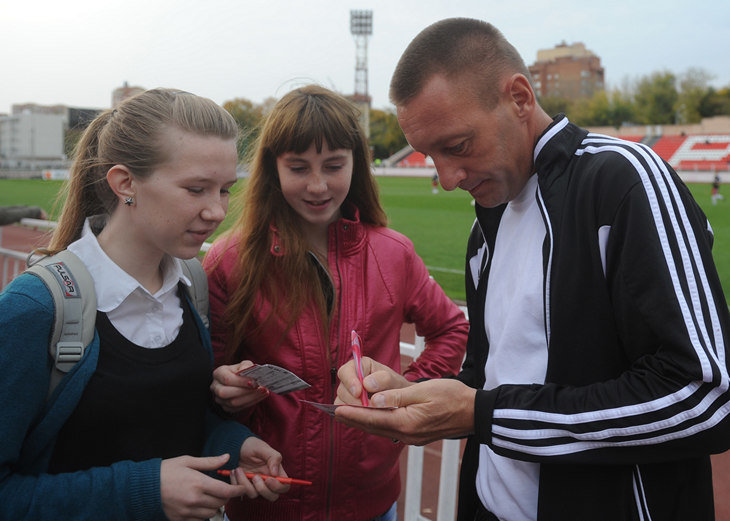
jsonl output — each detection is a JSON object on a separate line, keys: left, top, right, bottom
{"left": 160, "top": 452, "right": 284, "bottom": 521}
{"left": 232, "top": 436, "right": 291, "bottom": 501}
{"left": 211, "top": 360, "right": 270, "bottom": 413}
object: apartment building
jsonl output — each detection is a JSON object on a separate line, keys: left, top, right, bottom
{"left": 0, "top": 106, "right": 66, "bottom": 168}
{"left": 528, "top": 41, "right": 605, "bottom": 100}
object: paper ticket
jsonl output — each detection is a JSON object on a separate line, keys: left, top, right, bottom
{"left": 238, "top": 364, "right": 311, "bottom": 394}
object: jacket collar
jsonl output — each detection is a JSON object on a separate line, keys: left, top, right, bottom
{"left": 533, "top": 114, "right": 589, "bottom": 185}
{"left": 269, "top": 202, "right": 367, "bottom": 257}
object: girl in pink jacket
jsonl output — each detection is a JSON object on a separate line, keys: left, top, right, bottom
{"left": 204, "top": 85, "right": 468, "bottom": 521}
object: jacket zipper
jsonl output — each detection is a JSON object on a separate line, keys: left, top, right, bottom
{"left": 309, "top": 233, "right": 343, "bottom": 521}
{"left": 327, "top": 235, "right": 344, "bottom": 521}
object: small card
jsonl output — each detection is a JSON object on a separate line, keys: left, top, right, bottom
{"left": 300, "top": 399, "right": 396, "bottom": 417}
{"left": 300, "top": 400, "right": 341, "bottom": 416}
{"left": 238, "top": 364, "right": 311, "bottom": 394}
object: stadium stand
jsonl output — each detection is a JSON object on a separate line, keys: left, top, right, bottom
{"left": 397, "top": 150, "right": 430, "bottom": 168}
{"left": 672, "top": 135, "right": 730, "bottom": 172}
{"left": 651, "top": 135, "right": 689, "bottom": 164}
{"left": 391, "top": 133, "right": 730, "bottom": 173}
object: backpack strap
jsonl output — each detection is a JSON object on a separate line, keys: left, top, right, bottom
{"left": 26, "top": 250, "right": 97, "bottom": 399}
{"left": 180, "top": 257, "right": 209, "bottom": 329}
{"left": 24, "top": 252, "right": 206, "bottom": 399}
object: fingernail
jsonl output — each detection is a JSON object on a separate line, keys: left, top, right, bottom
{"left": 364, "top": 375, "right": 378, "bottom": 391}
{"left": 350, "top": 386, "right": 357, "bottom": 397}
{"left": 373, "top": 394, "right": 385, "bottom": 407}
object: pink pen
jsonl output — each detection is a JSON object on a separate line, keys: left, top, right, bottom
{"left": 351, "top": 330, "right": 369, "bottom": 406}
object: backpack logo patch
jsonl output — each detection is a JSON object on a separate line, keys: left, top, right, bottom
{"left": 48, "top": 262, "right": 81, "bottom": 298}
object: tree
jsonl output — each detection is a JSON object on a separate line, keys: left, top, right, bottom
{"left": 698, "top": 86, "right": 730, "bottom": 118}
{"left": 677, "top": 68, "right": 715, "bottom": 123}
{"left": 570, "top": 91, "right": 612, "bottom": 127}
{"left": 222, "top": 97, "right": 265, "bottom": 160}
{"left": 608, "top": 89, "right": 636, "bottom": 128}
{"left": 717, "top": 88, "right": 730, "bottom": 115}
{"left": 369, "top": 108, "right": 407, "bottom": 160}
{"left": 538, "top": 96, "right": 572, "bottom": 118}
{"left": 538, "top": 67, "right": 728, "bottom": 127}
{"left": 633, "top": 71, "right": 678, "bottom": 125}
{"left": 551, "top": 88, "right": 634, "bottom": 128}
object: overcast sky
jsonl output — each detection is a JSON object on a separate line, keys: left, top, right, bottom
{"left": 2, "top": 0, "right": 728, "bottom": 114}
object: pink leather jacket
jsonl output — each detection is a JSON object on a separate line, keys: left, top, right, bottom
{"left": 204, "top": 208, "right": 468, "bottom": 521}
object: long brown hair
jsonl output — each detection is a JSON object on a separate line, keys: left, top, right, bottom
{"left": 219, "top": 85, "right": 387, "bottom": 358}
{"left": 48, "top": 88, "right": 238, "bottom": 252}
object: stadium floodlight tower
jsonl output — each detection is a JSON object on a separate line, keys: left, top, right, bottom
{"left": 350, "top": 9, "right": 372, "bottom": 137}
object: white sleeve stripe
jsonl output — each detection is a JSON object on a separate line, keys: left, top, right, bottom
{"left": 578, "top": 138, "right": 725, "bottom": 384}
{"left": 638, "top": 141, "right": 726, "bottom": 369}
{"left": 650, "top": 153, "right": 726, "bottom": 368}
{"left": 494, "top": 385, "right": 726, "bottom": 441}
{"left": 493, "top": 400, "right": 730, "bottom": 456}
{"left": 494, "top": 381, "right": 702, "bottom": 423}
{"left": 585, "top": 139, "right": 726, "bottom": 374}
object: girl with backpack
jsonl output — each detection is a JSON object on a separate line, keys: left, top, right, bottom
{"left": 204, "top": 85, "right": 468, "bottom": 521}
{"left": 0, "top": 88, "right": 289, "bottom": 521}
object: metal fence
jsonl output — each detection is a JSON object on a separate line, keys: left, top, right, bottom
{"left": 0, "top": 245, "right": 28, "bottom": 288}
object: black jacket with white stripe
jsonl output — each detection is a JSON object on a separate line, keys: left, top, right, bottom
{"left": 456, "top": 115, "right": 730, "bottom": 521}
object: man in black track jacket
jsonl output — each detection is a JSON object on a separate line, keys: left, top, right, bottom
{"left": 335, "top": 18, "right": 730, "bottom": 521}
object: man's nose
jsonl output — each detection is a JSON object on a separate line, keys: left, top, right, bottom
{"left": 433, "top": 158, "right": 466, "bottom": 191}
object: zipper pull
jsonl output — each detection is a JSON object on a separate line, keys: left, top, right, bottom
{"left": 330, "top": 367, "right": 338, "bottom": 387}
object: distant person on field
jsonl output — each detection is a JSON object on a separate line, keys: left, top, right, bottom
{"left": 431, "top": 172, "right": 439, "bottom": 193}
{"left": 711, "top": 173, "right": 724, "bottom": 205}
{"left": 0, "top": 88, "right": 290, "bottom": 521}
{"left": 204, "top": 84, "right": 469, "bottom": 521}
{"left": 0, "top": 205, "right": 47, "bottom": 226}
{"left": 334, "top": 18, "right": 730, "bottom": 521}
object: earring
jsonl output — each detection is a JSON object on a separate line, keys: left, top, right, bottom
{"left": 124, "top": 196, "right": 134, "bottom": 206}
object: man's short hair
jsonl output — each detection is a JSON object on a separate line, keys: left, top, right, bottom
{"left": 389, "top": 18, "right": 530, "bottom": 110}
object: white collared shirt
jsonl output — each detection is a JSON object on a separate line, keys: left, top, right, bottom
{"left": 67, "top": 230, "right": 192, "bottom": 349}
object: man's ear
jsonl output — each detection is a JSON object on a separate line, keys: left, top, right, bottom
{"left": 507, "top": 73, "right": 536, "bottom": 119}
{"left": 106, "top": 164, "right": 136, "bottom": 203}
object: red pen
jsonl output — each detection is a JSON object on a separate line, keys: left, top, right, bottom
{"left": 216, "top": 470, "right": 312, "bottom": 485}
{"left": 351, "top": 330, "right": 369, "bottom": 406}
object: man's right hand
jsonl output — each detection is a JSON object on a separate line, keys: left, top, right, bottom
{"left": 334, "top": 378, "right": 477, "bottom": 446}
{"left": 335, "top": 356, "right": 412, "bottom": 406}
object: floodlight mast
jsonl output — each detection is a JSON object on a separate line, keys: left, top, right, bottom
{"left": 350, "top": 10, "right": 372, "bottom": 106}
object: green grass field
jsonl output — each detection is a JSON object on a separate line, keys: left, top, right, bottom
{"left": 1, "top": 177, "right": 728, "bottom": 303}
